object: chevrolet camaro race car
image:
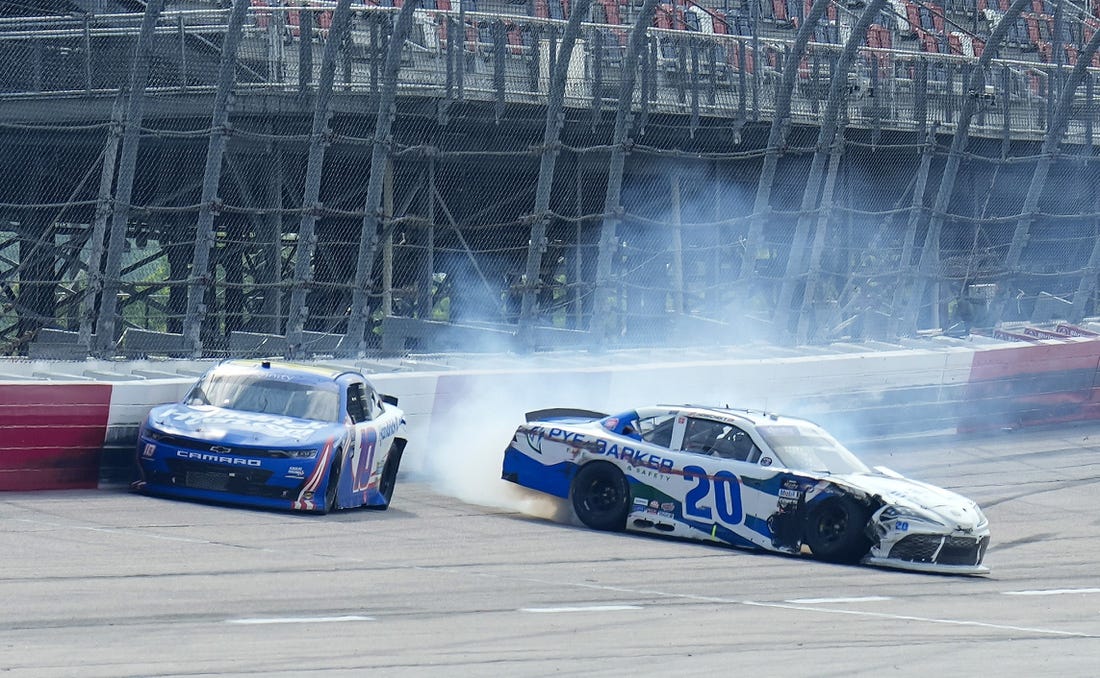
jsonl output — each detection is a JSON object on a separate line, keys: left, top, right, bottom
{"left": 134, "top": 359, "right": 406, "bottom": 513}
{"left": 502, "top": 405, "right": 990, "bottom": 574}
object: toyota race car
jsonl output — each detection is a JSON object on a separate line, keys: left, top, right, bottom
{"left": 134, "top": 359, "right": 407, "bottom": 513}
{"left": 502, "top": 405, "right": 990, "bottom": 574}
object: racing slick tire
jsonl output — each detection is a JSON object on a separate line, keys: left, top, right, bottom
{"left": 571, "top": 462, "right": 631, "bottom": 532}
{"left": 320, "top": 455, "right": 342, "bottom": 515}
{"left": 803, "top": 496, "right": 872, "bottom": 564}
{"left": 369, "top": 441, "right": 404, "bottom": 511}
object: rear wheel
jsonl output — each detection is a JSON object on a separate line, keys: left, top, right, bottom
{"left": 804, "top": 496, "right": 872, "bottom": 564}
{"left": 571, "top": 462, "right": 630, "bottom": 532}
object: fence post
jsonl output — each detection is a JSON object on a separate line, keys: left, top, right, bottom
{"left": 184, "top": 0, "right": 253, "bottom": 357}
{"left": 94, "top": 0, "right": 166, "bottom": 356}
{"left": 285, "top": 0, "right": 356, "bottom": 358}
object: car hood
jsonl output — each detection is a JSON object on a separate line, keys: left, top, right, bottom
{"left": 147, "top": 403, "right": 343, "bottom": 447}
{"left": 833, "top": 472, "right": 986, "bottom": 530}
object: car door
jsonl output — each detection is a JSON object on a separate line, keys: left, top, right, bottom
{"left": 345, "top": 380, "right": 397, "bottom": 496}
{"left": 653, "top": 415, "right": 800, "bottom": 552}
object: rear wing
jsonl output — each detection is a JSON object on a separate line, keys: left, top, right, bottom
{"left": 525, "top": 408, "right": 608, "bottom": 423}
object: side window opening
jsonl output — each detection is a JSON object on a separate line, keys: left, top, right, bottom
{"left": 347, "top": 383, "right": 370, "bottom": 424}
{"left": 638, "top": 413, "right": 677, "bottom": 447}
{"left": 683, "top": 418, "right": 759, "bottom": 462}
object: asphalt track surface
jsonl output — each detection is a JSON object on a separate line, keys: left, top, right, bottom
{"left": 2, "top": 424, "right": 1099, "bottom": 677}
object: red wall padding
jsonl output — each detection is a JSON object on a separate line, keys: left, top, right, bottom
{"left": 963, "top": 341, "right": 1100, "bottom": 431}
{"left": 0, "top": 384, "right": 113, "bottom": 490}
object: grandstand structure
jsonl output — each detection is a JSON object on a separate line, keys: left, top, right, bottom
{"left": 1, "top": 0, "right": 1099, "bottom": 358}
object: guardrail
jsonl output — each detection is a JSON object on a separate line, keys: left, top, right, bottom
{"left": 0, "top": 6, "right": 1093, "bottom": 143}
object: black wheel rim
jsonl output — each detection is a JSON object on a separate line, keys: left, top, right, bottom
{"left": 582, "top": 477, "right": 621, "bottom": 514}
{"left": 815, "top": 506, "right": 847, "bottom": 545}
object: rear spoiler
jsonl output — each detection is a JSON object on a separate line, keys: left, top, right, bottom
{"left": 525, "top": 408, "right": 608, "bottom": 423}
{"left": 382, "top": 394, "right": 399, "bottom": 407}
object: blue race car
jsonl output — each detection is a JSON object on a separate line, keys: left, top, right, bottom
{"left": 134, "top": 359, "right": 406, "bottom": 513}
{"left": 502, "top": 405, "right": 990, "bottom": 574}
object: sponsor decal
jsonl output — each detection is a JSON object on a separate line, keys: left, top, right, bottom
{"left": 176, "top": 450, "right": 261, "bottom": 467}
{"left": 592, "top": 439, "right": 675, "bottom": 473}
{"left": 760, "top": 457, "right": 773, "bottom": 467}
{"left": 528, "top": 426, "right": 590, "bottom": 447}
{"left": 602, "top": 418, "right": 620, "bottom": 430}
{"left": 649, "top": 500, "right": 659, "bottom": 509}
{"left": 287, "top": 466, "right": 305, "bottom": 479}
{"left": 660, "top": 502, "right": 675, "bottom": 511}
{"left": 633, "top": 497, "right": 649, "bottom": 507}
{"left": 523, "top": 425, "right": 675, "bottom": 474}
{"left": 658, "top": 511, "right": 674, "bottom": 519}
{"left": 375, "top": 416, "right": 402, "bottom": 440}
{"left": 523, "top": 429, "right": 545, "bottom": 454}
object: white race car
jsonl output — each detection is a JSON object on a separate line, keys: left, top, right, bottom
{"left": 501, "top": 405, "right": 990, "bottom": 574}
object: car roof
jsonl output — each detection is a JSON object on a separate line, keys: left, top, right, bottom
{"left": 641, "top": 404, "right": 812, "bottom": 428}
{"left": 216, "top": 359, "right": 365, "bottom": 384}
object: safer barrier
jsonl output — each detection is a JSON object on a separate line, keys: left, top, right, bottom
{"left": 3, "top": 335, "right": 1100, "bottom": 490}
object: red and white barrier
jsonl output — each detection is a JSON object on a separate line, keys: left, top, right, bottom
{"left": 4, "top": 334, "right": 1100, "bottom": 490}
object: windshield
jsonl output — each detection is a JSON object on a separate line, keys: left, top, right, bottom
{"left": 185, "top": 372, "right": 341, "bottom": 422}
{"left": 755, "top": 423, "right": 870, "bottom": 475}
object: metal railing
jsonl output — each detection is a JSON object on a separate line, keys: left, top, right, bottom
{"left": 0, "top": 6, "right": 1095, "bottom": 144}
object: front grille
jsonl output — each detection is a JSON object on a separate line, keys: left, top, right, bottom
{"left": 889, "top": 534, "right": 989, "bottom": 566}
{"left": 160, "top": 458, "right": 284, "bottom": 498}
{"left": 186, "top": 470, "right": 230, "bottom": 491}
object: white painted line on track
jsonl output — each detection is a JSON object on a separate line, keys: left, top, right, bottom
{"left": 420, "top": 568, "right": 1097, "bottom": 639}
{"left": 741, "top": 600, "right": 1096, "bottom": 638}
{"left": 1003, "top": 588, "right": 1100, "bottom": 596}
{"left": 225, "top": 616, "right": 375, "bottom": 625}
{"left": 785, "top": 596, "right": 892, "bottom": 604}
{"left": 520, "top": 605, "right": 642, "bottom": 613}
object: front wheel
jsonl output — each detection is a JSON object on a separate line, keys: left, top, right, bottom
{"left": 571, "top": 462, "right": 630, "bottom": 532}
{"left": 320, "top": 455, "right": 342, "bottom": 515}
{"left": 803, "top": 496, "right": 872, "bottom": 564}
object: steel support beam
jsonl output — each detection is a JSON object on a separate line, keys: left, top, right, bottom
{"left": 345, "top": 0, "right": 422, "bottom": 357}
{"left": 902, "top": 0, "right": 1031, "bottom": 334}
{"left": 739, "top": 0, "right": 831, "bottom": 293}
{"left": 94, "top": 0, "right": 165, "bottom": 356}
{"left": 593, "top": 0, "right": 660, "bottom": 349}
{"left": 519, "top": 0, "right": 592, "bottom": 349}
{"left": 183, "top": 0, "right": 251, "bottom": 357}
{"left": 79, "top": 95, "right": 124, "bottom": 348}
{"left": 773, "top": 0, "right": 888, "bottom": 340}
{"left": 284, "top": 0, "right": 355, "bottom": 358}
